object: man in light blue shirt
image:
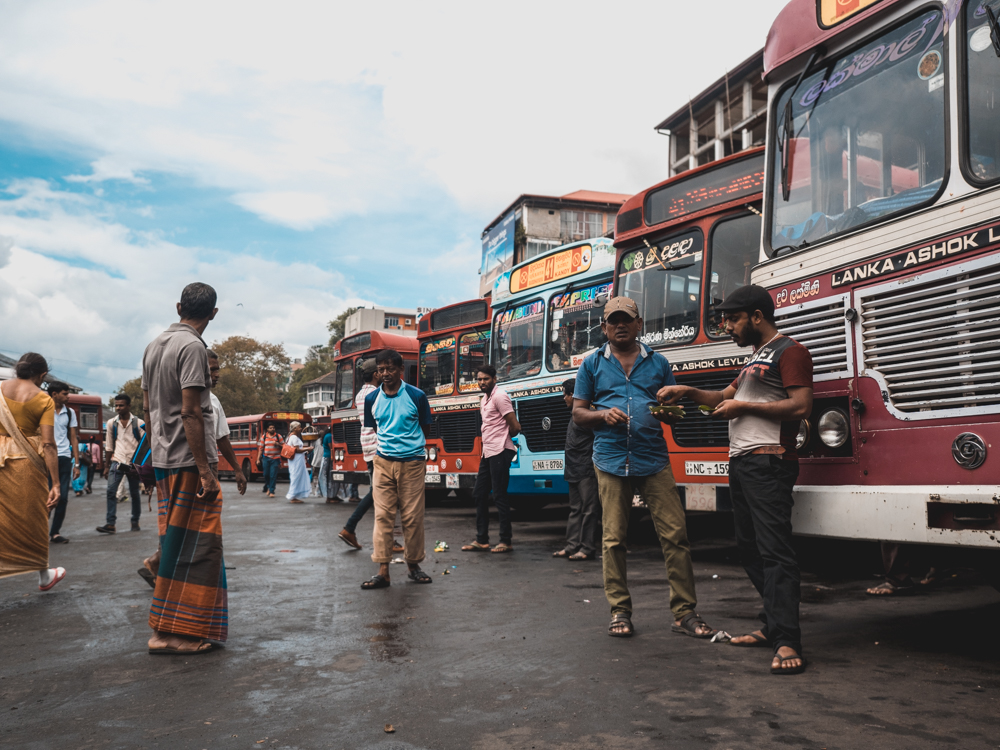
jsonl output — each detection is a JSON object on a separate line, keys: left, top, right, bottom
{"left": 361, "top": 349, "right": 434, "bottom": 590}
{"left": 48, "top": 381, "right": 79, "bottom": 543}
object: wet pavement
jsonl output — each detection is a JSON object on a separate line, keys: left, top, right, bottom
{"left": 2, "top": 478, "right": 999, "bottom": 749}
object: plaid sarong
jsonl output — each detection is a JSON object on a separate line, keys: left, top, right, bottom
{"left": 149, "top": 466, "right": 228, "bottom": 641}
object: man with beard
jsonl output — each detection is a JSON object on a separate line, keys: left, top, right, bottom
{"left": 657, "top": 285, "right": 813, "bottom": 676}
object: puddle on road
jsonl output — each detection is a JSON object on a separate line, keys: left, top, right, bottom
{"left": 365, "top": 622, "right": 409, "bottom": 662}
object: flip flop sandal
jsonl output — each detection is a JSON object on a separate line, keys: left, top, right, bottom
{"left": 407, "top": 568, "right": 433, "bottom": 584}
{"left": 289, "top": 499, "right": 305, "bottom": 504}
{"left": 866, "top": 579, "right": 915, "bottom": 596}
{"left": 149, "top": 640, "right": 214, "bottom": 656}
{"left": 491, "top": 543, "right": 513, "bottom": 553}
{"left": 568, "top": 552, "right": 593, "bottom": 561}
{"left": 462, "top": 542, "right": 492, "bottom": 551}
{"left": 137, "top": 567, "right": 156, "bottom": 589}
{"left": 39, "top": 567, "right": 66, "bottom": 591}
{"left": 552, "top": 549, "right": 571, "bottom": 558}
{"left": 361, "top": 574, "right": 391, "bottom": 590}
{"left": 608, "top": 613, "right": 634, "bottom": 638}
{"left": 731, "top": 632, "right": 771, "bottom": 648}
{"left": 771, "top": 655, "right": 807, "bottom": 676}
{"left": 671, "top": 612, "right": 716, "bottom": 639}
{"left": 50, "top": 535, "right": 69, "bottom": 544}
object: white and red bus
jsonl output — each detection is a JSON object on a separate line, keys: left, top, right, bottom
{"left": 417, "top": 299, "right": 492, "bottom": 501}
{"left": 612, "top": 148, "right": 766, "bottom": 512}
{"left": 67, "top": 393, "right": 105, "bottom": 475}
{"left": 217, "top": 411, "right": 312, "bottom": 481}
{"left": 757, "top": 0, "right": 1000, "bottom": 549}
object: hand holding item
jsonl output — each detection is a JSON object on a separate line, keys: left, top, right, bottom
{"left": 711, "top": 400, "right": 745, "bottom": 421}
{"left": 649, "top": 404, "right": 685, "bottom": 423}
{"left": 656, "top": 385, "right": 689, "bottom": 405}
{"left": 602, "top": 407, "right": 629, "bottom": 426}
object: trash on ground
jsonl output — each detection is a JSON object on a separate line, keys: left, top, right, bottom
{"left": 450, "top": 565, "right": 457, "bottom": 569}
{"left": 384, "top": 724, "right": 395, "bottom": 733}
{"left": 712, "top": 574, "right": 718, "bottom": 579}
{"left": 710, "top": 631, "right": 732, "bottom": 643}
{"left": 442, "top": 570, "right": 450, "bottom": 575}
{"left": 583, "top": 599, "right": 590, "bottom": 603}
{"left": 390, "top": 557, "right": 405, "bottom": 564}
{"left": 433, "top": 541, "right": 449, "bottom": 552}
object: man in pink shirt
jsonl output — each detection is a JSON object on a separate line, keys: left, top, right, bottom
{"left": 462, "top": 365, "right": 521, "bottom": 553}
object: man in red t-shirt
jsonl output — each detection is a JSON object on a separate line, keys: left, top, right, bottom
{"left": 658, "top": 285, "right": 813, "bottom": 676}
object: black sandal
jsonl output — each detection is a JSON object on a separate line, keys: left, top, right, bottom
{"left": 361, "top": 574, "right": 390, "bottom": 590}
{"left": 671, "top": 612, "right": 715, "bottom": 639}
{"left": 771, "top": 653, "right": 806, "bottom": 675}
{"left": 407, "top": 567, "right": 433, "bottom": 584}
{"left": 608, "top": 613, "right": 634, "bottom": 638}
{"left": 50, "top": 534, "right": 69, "bottom": 544}
{"left": 731, "top": 631, "right": 770, "bottom": 648}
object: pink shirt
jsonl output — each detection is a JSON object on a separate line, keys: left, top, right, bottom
{"left": 480, "top": 387, "right": 515, "bottom": 458}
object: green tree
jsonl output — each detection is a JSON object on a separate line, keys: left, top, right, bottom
{"left": 282, "top": 345, "right": 336, "bottom": 411}
{"left": 326, "top": 306, "right": 359, "bottom": 346}
{"left": 108, "top": 377, "right": 145, "bottom": 420}
{"left": 211, "top": 336, "right": 290, "bottom": 417}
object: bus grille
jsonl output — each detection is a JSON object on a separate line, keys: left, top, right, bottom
{"left": 859, "top": 259, "right": 1000, "bottom": 413}
{"left": 330, "top": 423, "right": 346, "bottom": 444}
{"left": 428, "top": 410, "right": 482, "bottom": 453}
{"left": 344, "top": 421, "right": 363, "bottom": 455}
{"left": 670, "top": 371, "right": 737, "bottom": 447}
{"left": 774, "top": 296, "right": 850, "bottom": 380}
{"left": 517, "top": 396, "right": 572, "bottom": 453}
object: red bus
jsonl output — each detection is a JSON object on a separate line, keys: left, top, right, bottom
{"left": 217, "top": 410, "right": 312, "bottom": 481}
{"left": 757, "top": 0, "right": 1000, "bottom": 552}
{"left": 327, "top": 330, "right": 420, "bottom": 486}
{"left": 67, "top": 394, "right": 105, "bottom": 475}
{"left": 613, "top": 148, "right": 765, "bottom": 512}
{"left": 417, "top": 299, "right": 491, "bottom": 501}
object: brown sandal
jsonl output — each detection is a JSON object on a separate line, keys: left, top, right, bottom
{"left": 461, "top": 541, "right": 491, "bottom": 551}
{"left": 491, "top": 543, "right": 513, "bottom": 553}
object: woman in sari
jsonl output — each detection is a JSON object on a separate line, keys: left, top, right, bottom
{"left": 0, "top": 352, "right": 66, "bottom": 590}
{"left": 285, "top": 421, "right": 311, "bottom": 503}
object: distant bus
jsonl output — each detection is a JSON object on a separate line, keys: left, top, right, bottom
{"left": 67, "top": 394, "right": 105, "bottom": 474}
{"left": 417, "top": 298, "right": 491, "bottom": 500}
{"left": 217, "top": 410, "right": 312, "bottom": 481}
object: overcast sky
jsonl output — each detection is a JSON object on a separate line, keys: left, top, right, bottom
{"left": 0, "top": 0, "right": 788, "bottom": 396}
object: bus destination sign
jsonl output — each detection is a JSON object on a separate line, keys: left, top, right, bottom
{"left": 819, "top": 0, "right": 881, "bottom": 28}
{"left": 644, "top": 154, "right": 765, "bottom": 226}
{"left": 510, "top": 244, "right": 592, "bottom": 294}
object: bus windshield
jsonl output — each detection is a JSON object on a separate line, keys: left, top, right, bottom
{"left": 458, "top": 330, "right": 490, "bottom": 392}
{"left": 420, "top": 335, "right": 457, "bottom": 397}
{"left": 335, "top": 360, "right": 354, "bottom": 409}
{"left": 618, "top": 230, "right": 702, "bottom": 347}
{"left": 492, "top": 300, "right": 545, "bottom": 381}
{"left": 770, "top": 9, "right": 946, "bottom": 253}
{"left": 965, "top": 1, "right": 1000, "bottom": 183}
{"left": 707, "top": 213, "right": 761, "bottom": 338}
{"left": 547, "top": 281, "right": 611, "bottom": 371}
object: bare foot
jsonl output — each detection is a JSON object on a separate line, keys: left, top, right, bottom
{"left": 731, "top": 629, "right": 768, "bottom": 645}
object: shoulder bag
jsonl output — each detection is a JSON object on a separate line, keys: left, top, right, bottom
{"left": 0, "top": 392, "right": 49, "bottom": 477}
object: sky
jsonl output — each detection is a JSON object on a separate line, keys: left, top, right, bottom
{"left": 0, "top": 0, "right": 788, "bottom": 397}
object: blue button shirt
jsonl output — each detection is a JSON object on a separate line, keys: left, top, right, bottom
{"left": 573, "top": 342, "right": 676, "bottom": 477}
{"left": 364, "top": 383, "right": 433, "bottom": 461}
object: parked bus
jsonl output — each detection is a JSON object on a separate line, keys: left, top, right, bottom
{"left": 756, "top": 0, "right": 1000, "bottom": 550}
{"left": 67, "top": 393, "right": 105, "bottom": 475}
{"left": 217, "top": 411, "right": 312, "bottom": 481}
{"left": 327, "top": 330, "right": 420, "bottom": 487}
{"left": 417, "top": 298, "right": 492, "bottom": 500}
{"left": 612, "top": 148, "right": 766, "bottom": 511}
{"left": 491, "top": 238, "right": 615, "bottom": 501}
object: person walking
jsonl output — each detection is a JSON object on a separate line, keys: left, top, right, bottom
{"left": 573, "top": 296, "right": 715, "bottom": 640}
{"left": 258, "top": 423, "right": 283, "bottom": 497}
{"left": 461, "top": 365, "right": 520, "bottom": 554}
{"left": 0, "top": 353, "right": 66, "bottom": 590}
{"left": 47, "top": 381, "right": 79, "bottom": 544}
{"left": 72, "top": 441, "right": 90, "bottom": 496}
{"left": 554, "top": 378, "right": 599, "bottom": 561}
{"left": 285, "top": 421, "right": 311, "bottom": 503}
{"left": 96, "top": 393, "right": 145, "bottom": 534}
{"left": 319, "top": 428, "right": 331, "bottom": 500}
{"left": 141, "top": 282, "right": 224, "bottom": 655}
{"left": 85, "top": 442, "right": 99, "bottom": 494}
{"left": 658, "top": 284, "right": 812, "bottom": 676}
{"left": 359, "top": 349, "right": 434, "bottom": 589}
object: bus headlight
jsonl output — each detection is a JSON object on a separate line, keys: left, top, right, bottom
{"left": 428, "top": 446, "right": 438, "bottom": 461}
{"left": 455, "top": 459, "right": 462, "bottom": 470}
{"left": 796, "top": 420, "right": 811, "bottom": 450}
{"left": 818, "top": 409, "right": 849, "bottom": 448}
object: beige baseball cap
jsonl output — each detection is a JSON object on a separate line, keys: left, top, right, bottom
{"left": 603, "top": 296, "right": 640, "bottom": 320}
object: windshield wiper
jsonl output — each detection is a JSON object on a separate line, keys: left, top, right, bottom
{"left": 780, "top": 47, "right": 825, "bottom": 201}
{"left": 987, "top": 6, "right": 1000, "bottom": 58}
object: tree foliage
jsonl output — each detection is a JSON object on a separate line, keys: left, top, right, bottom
{"left": 282, "top": 345, "right": 336, "bottom": 411}
{"left": 326, "top": 306, "right": 359, "bottom": 345}
{"left": 211, "top": 336, "right": 290, "bottom": 418}
{"left": 108, "top": 377, "right": 145, "bottom": 420}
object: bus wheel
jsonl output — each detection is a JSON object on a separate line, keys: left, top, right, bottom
{"left": 242, "top": 459, "right": 256, "bottom": 483}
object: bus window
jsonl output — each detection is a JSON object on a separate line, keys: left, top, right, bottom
{"left": 420, "top": 335, "right": 457, "bottom": 396}
{"left": 458, "top": 330, "right": 490, "bottom": 392}
{"left": 406, "top": 362, "right": 418, "bottom": 386}
{"left": 706, "top": 213, "right": 762, "bottom": 338}
{"left": 770, "top": 9, "right": 946, "bottom": 253}
{"left": 354, "top": 354, "right": 377, "bottom": 395}
{"left": 250, "top": 423, "right": 258, "bottom": 440}
{"left": 965, "top": 1, "right": 1000, "bottom": 184}
{"left": 335, "top": 359, "right": 355, "bottom": 409}
{"left": 547, "top": 281, "right": 610, "bottom": 371}
{"left": 493, "top": 300, "right": 545, "bottom": 381}
{"left": 618, "top": 231, "right": 702, "bottom": 347}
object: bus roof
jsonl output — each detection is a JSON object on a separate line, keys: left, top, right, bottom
{"left": 614, "top": 148, "right": 765, "bottom": 245}
{"left": 417, "top": 299, "right": 491, "bottom": 339}
{"left": 491, "top": 237, "right": 616, "bottom": 306}
{"left": 67, "top": 394, "right": 103, "bottom": 406}
{"left": 334, "top": 330, "right": 419, "bottom": 360}
{"left": 764, "top": 0, "right": 906, "bottom": 79}
{"left": 227, "top": 411, "right": 311, "bottom": 424}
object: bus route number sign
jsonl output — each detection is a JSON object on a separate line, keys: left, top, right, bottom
{"left": 510, "top": 245, "right": 592, "bottom": 294}
{"left": 819, "top": 0, "right": 881, "bottom": 27}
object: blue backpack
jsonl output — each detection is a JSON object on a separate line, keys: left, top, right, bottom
{"left": 113, "top": 417, "right": 153, "bottom": 483}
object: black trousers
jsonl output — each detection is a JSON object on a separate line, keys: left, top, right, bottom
{"left": 729, "top": 453, "right": 801, "bottom": 655}
{"left": 49, "top": 456, "right": 74, "bottom": 536}
{"left": 473, "top": 449, "right": 515, "bottom": 545}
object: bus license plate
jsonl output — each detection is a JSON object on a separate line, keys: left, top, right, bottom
{"left": 332, "top": 473, "right": 345, "bottom": 481}
{"left": 446, "top": 474, "right": 459, "bottom": 488}
{"left": 532, "top": 459, "right": 563, "bottom": 471}
{"left": 685, "top": 484, "right": 716, "bottom": 512}
{"left": 425, "top": 473, "right": 442, "bottom": 484}
{"left": 426, "top": 464, "right": 439, "bottom": 473}
{"left": 684, "top": 461, "right": 729, "bottom": 477}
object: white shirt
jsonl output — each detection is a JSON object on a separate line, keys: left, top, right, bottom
{"left": 105, "top": 414, "right": 146, "bottom": 465}
{"left": 54, "top": 405, "right": 78, "bottom": 458}
{"left": 209, "top": 392, "right": 230, "bottom": 441}
{"left": 355, "top": 382, "right": 378, "bottom": 462}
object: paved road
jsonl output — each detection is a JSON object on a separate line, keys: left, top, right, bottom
{"left": 2, "top": 478, "right": 998, "bottom": 749}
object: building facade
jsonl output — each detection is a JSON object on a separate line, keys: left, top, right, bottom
{"left": 343, "top": 306, "right": 425, "bottom": 338}
{"left": 302, "top": 371, "right": 338, "bottom": 418}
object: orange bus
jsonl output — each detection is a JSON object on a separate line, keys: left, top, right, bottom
{"left": 217, "top": 410, "right": 312, "bottom": 481}
{"left": 327, "top": 330, "right": 420, "bottom": 486}
{"left": 67, "top": 394, "right": 105, "bottom": 475}
{"left": 613, "top": 147, "right": 765, "bottom": 512}
{"left": 417, "top": 299, "right": 491, "bottom": 501}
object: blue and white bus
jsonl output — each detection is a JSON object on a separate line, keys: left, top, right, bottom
{"left": 491, "top": 238, "right": 614, "bottom": 500}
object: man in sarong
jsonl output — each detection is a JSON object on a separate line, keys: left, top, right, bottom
{"left": 142, "top": 282, "right": 223, "bottom": 655}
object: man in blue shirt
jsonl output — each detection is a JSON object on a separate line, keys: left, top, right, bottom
{"left": 360, "top": 349, "right": 434, "bottom": 589}
{"left": 573, "top": 297, "right": 714, "bottom": 640}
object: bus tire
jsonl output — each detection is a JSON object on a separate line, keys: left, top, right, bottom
{"left": 242, "top": 459, "right": 256, "bottom": 483}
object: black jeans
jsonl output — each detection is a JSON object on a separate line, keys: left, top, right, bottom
{"left": 473, "top": 449, "right": 515, "bottom": 545}
{"left": 564, "top": 474, "right": 600, "bottom": 556}
{"left": 344, "top": 461, "right": 374, "bottom": 534}
{"left": 729, "top": 453, "right": 801, "bottom": 655}
{"left": 49, "top": 455, "right": 73, "bottom": 536}
{"left": 106, "top": 461, "right": 141, "bottom": 526}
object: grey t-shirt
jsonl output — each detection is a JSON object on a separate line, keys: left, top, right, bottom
{"left": 141, "top": 322, "right": 218, "bottom": 469}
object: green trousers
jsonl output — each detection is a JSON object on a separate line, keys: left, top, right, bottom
{"left": 595, "top": 464, "right": 698, "bottom": 621}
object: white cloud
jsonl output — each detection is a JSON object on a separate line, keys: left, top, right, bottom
{"left": 0, "top": 235, "right": 12, "bottom": 268}
{"left": 232, "top": 191, "right": 333, "bottom": 230}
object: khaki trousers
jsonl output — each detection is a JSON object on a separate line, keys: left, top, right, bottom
{"left": 595, "top": 464, "right": 697, "bottom": 621}
{"left": 371, "top": 456, "right": 426, "bottom": 564}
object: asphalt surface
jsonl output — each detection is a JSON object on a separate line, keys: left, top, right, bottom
{"left": 1, "top": 477, "right": 998, "bottom": 750}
